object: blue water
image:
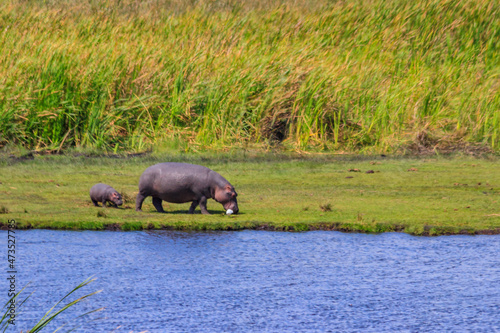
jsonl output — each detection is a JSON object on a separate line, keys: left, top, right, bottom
{"left": 2, "top": 230, "right": 500, "bottom": 332}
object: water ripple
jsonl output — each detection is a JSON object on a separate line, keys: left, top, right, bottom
{"left": 1, "top": 230, "right": 499, "bottom": 332}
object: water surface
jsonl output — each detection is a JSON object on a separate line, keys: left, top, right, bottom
{"left": 3, "top": 230, "right": 500, "bottom": 332}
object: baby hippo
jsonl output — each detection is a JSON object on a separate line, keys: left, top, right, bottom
{"left": 90, "top": 183, "right": 123, "bottom": 208}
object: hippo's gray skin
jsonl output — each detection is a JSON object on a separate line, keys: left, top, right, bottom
{"left": 135, "top": 162, "right": 238, "bottom": 215}
{"left": 90, "top": 183, "right": 123, "bottom": 208}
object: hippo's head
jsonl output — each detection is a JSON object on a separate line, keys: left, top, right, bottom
{"left": 214, "top": 185, "right": 239, "bottom": 214}
{"left": 110, "top": 192, "right": 123, "bottom": 206}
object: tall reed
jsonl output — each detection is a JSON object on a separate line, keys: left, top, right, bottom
{"left": 1, "top": 277, "right": 101, "bottom": 332}
{"left": 0, "top": 0, "right": 498, "bottom": 152}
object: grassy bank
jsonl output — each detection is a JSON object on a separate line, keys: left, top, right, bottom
{"left": 0, "top": 0, "right": 498, "bottom": 153}
{"left": 0, "top": 153, "right": 499, "bottom": 235}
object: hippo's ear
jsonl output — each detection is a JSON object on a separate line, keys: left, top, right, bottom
{"left": 225, "top": 185, "right": 236, "bottom": 198}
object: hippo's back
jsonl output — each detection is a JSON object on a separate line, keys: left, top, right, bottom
{"left": 143, "top": 162, "right": 211, "bottom": 174}
{"left": 138, "top": 162, "right": 212, "bottom": 196}
{"left": 90, "top": 183, "right": 113, "bottom": 195}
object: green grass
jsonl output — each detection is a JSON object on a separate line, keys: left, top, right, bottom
{"left": 0, "top": 0, "right": 498, "bottom": 153}
{"left": 0, "top": 153, "right": 499, "bottom": 235}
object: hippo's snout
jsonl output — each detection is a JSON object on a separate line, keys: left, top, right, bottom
{"left": 224, "top": 200, "right": 239, "bottom": 214}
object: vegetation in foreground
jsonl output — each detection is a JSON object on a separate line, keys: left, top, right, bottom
{"left": 1, "top": 278, "right": 101, "bottom": 332}
{"left": 0, "top": 0, "right": 498, "bottom": 153}
{"left": 0, "top": 153, "right": 499, "bottom": 236}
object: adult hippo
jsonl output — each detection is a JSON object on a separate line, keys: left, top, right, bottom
{"left": 135, "top": 162, "right": 239, "bottom": 215}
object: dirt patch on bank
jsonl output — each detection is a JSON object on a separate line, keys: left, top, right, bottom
{"left": 403, "top": 130, "right": 494, "bottom": 157}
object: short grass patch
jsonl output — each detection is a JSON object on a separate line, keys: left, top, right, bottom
{"left": 0, "top": 153, "right": 499, "bottom": 235}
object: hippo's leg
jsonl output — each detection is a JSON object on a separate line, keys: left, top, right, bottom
{"left": 91, "top": 199, "right": 99, "bottom": 207}
{"left": 188, "top": 200, "right": 199, "bottom": 214}
{"left": 135, "top": 193, "right": 146, "bottom": 211}
{"left": 152, "top": 197, "right": 165, "bottom": 213}
{"left": 199, "top": 196, "right": 210, "bottom": 215}
{"left": 102, "top": 200, "right": 108, "bottom": 208}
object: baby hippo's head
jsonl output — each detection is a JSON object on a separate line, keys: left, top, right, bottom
{"left": 110, "top": 191, "right": 123, "bottom": 206}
